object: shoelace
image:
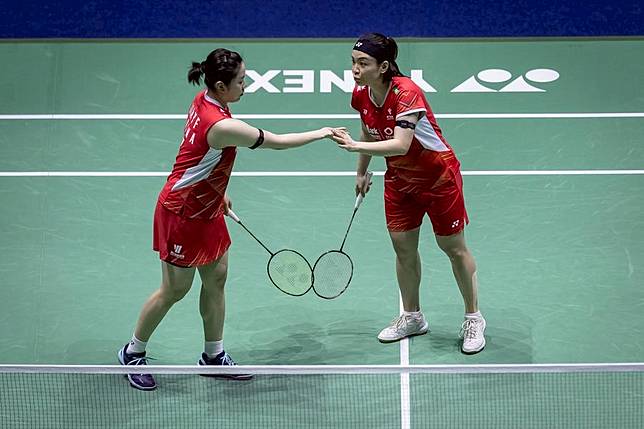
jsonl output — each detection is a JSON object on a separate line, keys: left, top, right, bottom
{"left": 126, "top": 355, "right": 156, "bottom": 366}
{"left": 220, "top": 353, "right": 236, "bottom": 366}
{"left": 460, "top": 319, "right": 481, "bottom": 340}
{"left": 392, "top": 314, "right": 417, "bottom": 331}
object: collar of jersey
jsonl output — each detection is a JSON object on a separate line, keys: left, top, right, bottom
{"left": 368, "top": 81, "right": 393, "bottom": 109}
{"left": 203, "top": 91, "right": 227, "bottom": 111}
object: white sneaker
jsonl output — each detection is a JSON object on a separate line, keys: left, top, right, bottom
{"left": 460, "top": 316, "right": 486, "bottom": 354}
{"left": 378, "top": 313, "right": 429, "bottom": 343}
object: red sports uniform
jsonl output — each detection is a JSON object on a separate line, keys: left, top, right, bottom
{"left": 153, "top": 91, "right": 236, "bottom": 267}
{"left": 351, "top": 76, "right": 469, "bottom": 235}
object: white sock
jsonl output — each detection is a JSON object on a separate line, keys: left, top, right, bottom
{"left": 403, "top": 310, "right": 423, "bottom": 318}
{"left": 465, "top": 311, "right": 482, "bottom": 320}
{"left": 205, "top": 340, "right": 224, "bottom": 358}
{"left": 126, "top": 335, "right": 147, "bottom": 354}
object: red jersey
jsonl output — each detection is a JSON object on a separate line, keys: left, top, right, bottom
{"left": 158, "top": 91, "right": 236, "bottom": 220}
{"left": 351, "top": 76, "right": 460, "bottom": 192}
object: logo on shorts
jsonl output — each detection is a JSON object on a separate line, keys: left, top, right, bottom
{"left": 451, "top": 220, "right": 461, "bottom": 229}
{"left": 170, "top": 244, "right": 185, "bottom": 259}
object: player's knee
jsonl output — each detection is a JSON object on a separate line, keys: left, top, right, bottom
{"left": 205, "top": 263, "right": 228, "bottom": 292}
{"left": 441, "top": 244, "right": 468, "bottom": 261}
{"left": 160, "top": 283, "right": 191, "bottom": 304}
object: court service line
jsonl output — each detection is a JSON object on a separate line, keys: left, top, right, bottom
{"left": 1, "top": 170, "right": 644, "bottom": 177}
{"left": 399, "top": 296, "right": 411, "bottom": 429}
{"left": 1, "top": 113, "right": 644, "bottom": 120}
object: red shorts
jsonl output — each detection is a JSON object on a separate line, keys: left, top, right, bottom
{"left": 384, "top": 168, "right": 469, "bottom": 235}
{"left": 153, "top": 202, "right": 231, "bottom": 267}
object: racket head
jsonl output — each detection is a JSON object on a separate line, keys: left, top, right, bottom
{"left": 312, "top": 250, "right": 354, "bottom": 299}
{"left": 266, "top": 249, "right": 313, "bottom": 296}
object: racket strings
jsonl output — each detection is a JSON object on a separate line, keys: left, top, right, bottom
{"left": 267, "top": 250, "right": 313, "bottom": 295}
{"left": 312, "top": 251, "right": 353, "bottom": 298}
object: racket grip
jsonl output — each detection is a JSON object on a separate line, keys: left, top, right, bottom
{"left": 354, "top": 193, "right": 364, "bottom": 209}
{"left": 227, "top": 209, "right": 241, "bottom": 223}
{"left": 354, "top": 171, "right": 374, "bottom": 209}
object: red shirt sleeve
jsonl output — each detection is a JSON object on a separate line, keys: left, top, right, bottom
{"left": 393, "top": 85, "right": 427, "bottom": 119}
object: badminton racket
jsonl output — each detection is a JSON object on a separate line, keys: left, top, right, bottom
{"left": 312, "top": 171, "right": 373, "bottom": 299}
{"left": 227, "top": 209, "right": 313, "bottom": 296}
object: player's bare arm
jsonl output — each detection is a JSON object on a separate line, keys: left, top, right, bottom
{"left": 356, "top": 123, "right": 374, "bottom": 196}
{"left": 332, "top": 113, "right": 418, "bottom": 156}
{"left": 208, "top": 118, "right": 342, "bottom": 150}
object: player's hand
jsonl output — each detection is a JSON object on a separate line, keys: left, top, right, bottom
{"left": 331, "top": 129, "right": 360, "bottom": 152}
{"left": 320, "top": 127, "right": 346, "bottom": 139}
{"left": 355, "top": 172, "right": 372, "bottom": 197}
{"left": 223, "top": 194, "right": 233, "bottom": 215}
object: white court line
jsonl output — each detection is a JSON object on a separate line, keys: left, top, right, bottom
{"left": 1, "top": 170, "right": 643, "bottom": 177}
{"left": 1, "top": 113, "right": 644, "bottom": 120}
{"left": 399, "top": 296, "right": 411, "bottom": 429}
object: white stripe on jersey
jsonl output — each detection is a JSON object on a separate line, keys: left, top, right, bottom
{"left": 171, "top": 147, "right": 223, "bottom": 191}
{"left": 414, "top": 115, "right": 449, "bottom": 152}
{"left": 396, "top": 108, "right": 426, "bottom": 120}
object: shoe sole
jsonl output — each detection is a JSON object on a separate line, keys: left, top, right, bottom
{"left": 378, "top": 324, "right": 430, "bottom": 343}
{"left": 197, "top": 360, "right": 253, "bottom": 381}
{"left": 117, "top": 348, "right": 157, "bottom": 391}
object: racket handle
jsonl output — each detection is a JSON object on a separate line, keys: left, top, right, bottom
{"left": 227, "top": 209, "right": 241, "bottom": 223}
{"left": 354, "top": 171, "right": 374, "bottom": 209}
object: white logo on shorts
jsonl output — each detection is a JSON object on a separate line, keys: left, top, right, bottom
{"left": 451, "top": 220, "right": 461, "bottom": 228}
{"left": 170, "top": 244, "right": 185, "bottom": 259}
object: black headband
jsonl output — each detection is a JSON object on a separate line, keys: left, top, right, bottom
{"left": 353, "top": 38, "right": 392, "bottom": 64}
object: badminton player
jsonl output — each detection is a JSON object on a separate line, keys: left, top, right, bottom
{"left": 331, "top": 33, "right": 486, "bottom": 354}
{"left": 118, "top": 48, "right": 340, "bottom": 390}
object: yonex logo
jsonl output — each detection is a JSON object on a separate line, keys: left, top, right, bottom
{"left": 355, "top": 42, "right": 363, "bottom": 47}
{"left": 452, "top": 68, "right": 560, "bottom": 93}
{"left": 244, "top": 68, "right": 560, "bottom": 94}
{"left": 451, "top": 220, "right": 461, "bottom": 228}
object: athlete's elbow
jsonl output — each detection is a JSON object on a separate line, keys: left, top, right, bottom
{"left": 394, "top": 142, "right": 411, "bottom": 156}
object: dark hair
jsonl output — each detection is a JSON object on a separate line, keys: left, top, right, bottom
{"left": 187, "top": 48, "right": 243, "bottom": 90}
{"left": 356, "top": 33, "right": 404, "bottom": 82}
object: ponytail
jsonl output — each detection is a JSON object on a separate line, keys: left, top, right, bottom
{"left": 187, "top": 61, "right": 204, "bottom": 85}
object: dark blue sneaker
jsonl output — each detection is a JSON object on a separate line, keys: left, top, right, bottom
{"left": 198, "top": 351, "right": 253, "bottom": 381}
{"left": 117, "top": 344, "right": 157, "bottom": 390}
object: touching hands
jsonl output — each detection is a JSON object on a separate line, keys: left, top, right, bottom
{"left": 331, "top": 129, "right": 360, "bottom": 152}
{"left": 320, "top": 127, "right": 347, "bottom": 139}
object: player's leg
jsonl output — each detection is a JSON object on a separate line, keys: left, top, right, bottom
{"left": 390, "top": 227, "right": 422, "bottom": 312}
{"left": 196, "top": 252, "right": 251, "bottom": 380}
{"left": 198, "top": 252, "right": 228, "bottom": 343}
{"left": 435, "top": 231, "right": 478, "bottom": 313}
{"left": 378, "top": 186, "right": 429, "bottom": 343}
{"left": 135, "top": 261, "right": 197, "bottom": 341}
{"left": 426, "top": 167, "right": 486, "bottom": 353}
{"left": 118, "top": 261, "right": 196, "bottom": 390}
{"left": 435, "top": 231, "right": 485, "bottom": 354}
